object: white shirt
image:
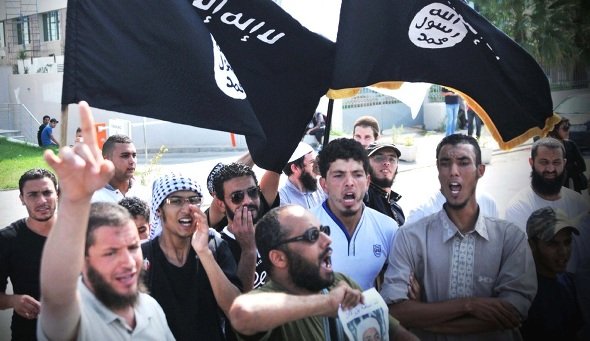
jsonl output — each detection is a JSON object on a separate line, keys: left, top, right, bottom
{"left": 311, "top": 202, "right": 398, "bottom": 290}
{"left": 91, "top": 179, "right": 149, "bottom": 203}
{"left": 503, "top": 186, "right": 589, "bottom": 231}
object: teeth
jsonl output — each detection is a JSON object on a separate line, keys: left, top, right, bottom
{"left": 179, "top": 218, "right": 192, "bottom": 225}
{"left": 449, "top": 182, "right": 461, "bottom": 194}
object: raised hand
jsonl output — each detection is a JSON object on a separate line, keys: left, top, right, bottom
{"left": 190, "top": 205, "right": 213, "bottom": 257}
{"left": 43, "top": 101, "right": 114, "bottom": 200}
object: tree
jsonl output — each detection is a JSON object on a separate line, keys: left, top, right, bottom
{"left": 475, "top": 0, "right": 588, "bottom": 86}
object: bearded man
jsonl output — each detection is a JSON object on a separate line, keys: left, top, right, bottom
{"left": 214, "top": 162, "right": 271, "bottom": 292}
{"left": 364, "top": 142, "right": 406, "bottom": 226}
{"left": 504, "top": 137, "right": 588, "bottom": 230}
{"left": 279, "top": 142, "right": 326, "bottom": 209}
{"left": 228, "top": 205, "right": 417, "bottom": 341}
{"left": 37, "top": 101, "right": 174, "bottom": 340}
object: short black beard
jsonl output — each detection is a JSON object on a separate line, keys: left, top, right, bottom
{"left": 531, "top": 168, "right": 565, "bottom": 196}
{"left": 299, "top": 171, "right": 318, "bottom": 192}
{"left": 225, "top": 202, "right": 260, "bottom": 224}
{"left": 286, "top": 247, "right": 334, "bottom": 292}
{"left": 369, "top": 168, "right": 394, "bottom": 189}
{"left": 86, "top": 263, "right": 141, "bottom": 311}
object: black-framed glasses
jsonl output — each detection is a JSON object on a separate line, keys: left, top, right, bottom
{"left": 165, "top": 196, "right": 202, "bottom": 207}
{"left": 561, "top": 124, "right": 570, "bottom": 131}
{"left": 229, "top": 186, "right": 260, "bottom": 205}
{"left": 272, "top": 225, "right": 330, "bottom": 249}
{"left": 372, "top": 155, "right": 397, "bottom": 163}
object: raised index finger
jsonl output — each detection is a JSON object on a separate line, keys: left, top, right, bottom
{"left": 78, "top": 101, "right": 100, "bottom": 158}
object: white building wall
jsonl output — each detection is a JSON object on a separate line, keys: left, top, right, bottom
{"left": 7, "top": 73, "right": 249, "bottom": 149}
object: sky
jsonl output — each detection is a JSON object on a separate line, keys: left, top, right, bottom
{"left": 279, "top": 0, "right": 341, "bottom": 41}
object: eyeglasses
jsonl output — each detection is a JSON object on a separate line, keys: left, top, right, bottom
{"left": 229, "top": 186, "right": 260, "bottom": 205}
{"left": 164, "top": 196, "right": 202, "bottom": 207}
{"left": 372, "top": 155, "right": 397, "bottom": 163}
{"left": 560, "top": 124, "right": 570, "bottom": 131}
{"left": 272, "top": 225, "right": 330, "bottom": 249}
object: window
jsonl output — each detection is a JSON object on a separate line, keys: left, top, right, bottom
{"left": 16, "top": 17, "right": 30, "bottom": 45}
{"left": 42, "top": 11, "right": 60, "bottom": 41}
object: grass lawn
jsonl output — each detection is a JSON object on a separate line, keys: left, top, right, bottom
{"left": 0, "top": 138, "right": 53, "bottom": 190}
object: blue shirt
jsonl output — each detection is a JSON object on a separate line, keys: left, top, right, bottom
{"left": 41, "top": 125, "right": 56, "bottom": 146}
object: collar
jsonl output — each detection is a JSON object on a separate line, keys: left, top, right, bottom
{"left": 368, "top": 182, "right": 402, "bottom": 202}
{"left": 78, "top": 277, "right": 133, "bottom": 330}
{"left": 105, "top": 178, "right": 134, "bottom": 192}
{"left": 439, "top": 208, "right": 489, "bottom": 243}
{"left": 222, "top": 226, "right": 234, "bottom": 240}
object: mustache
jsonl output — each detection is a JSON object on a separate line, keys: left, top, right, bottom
{"left": 319, "top": 247, "right": 332, "bottom": 260}
{"left": 242, "top": 204, "right": 259, "bottom": 211}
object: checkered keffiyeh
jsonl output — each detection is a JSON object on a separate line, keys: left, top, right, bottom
{"left": 207, "top": 162, "right": 224, "bottom": 195}
{"left": 149, "top": 173, "right": 202, "bottom": 239}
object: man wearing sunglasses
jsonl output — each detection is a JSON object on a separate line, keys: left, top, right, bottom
{"left": 141, "top": 172, "right": 242, "bottom": 340}
{"left": 279, "top": 142, "right": 326, "bottom": 209}
{"left": 205, "top": 152, "right": 281, "bottom": 232}
{"left": 213, "top": 163, "right": 270, "bottom": 292}
{"left": 311, "top": 138, "right": 399, "bottom": 291}
{"left": 229, "top": 204, "right": 418, "bottom": 340}
{"left": 364, "top": 142, "right": 406, "bottom": 226}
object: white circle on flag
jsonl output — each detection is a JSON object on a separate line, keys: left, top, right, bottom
{"left": 408, "top": 4, "right": 468, "bottom": 49}
{"left": 211, "top": 35, "right": 247, "bottom": 99}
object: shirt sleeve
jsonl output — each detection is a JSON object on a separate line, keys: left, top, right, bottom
{"left": 380, "top": 227, "right": 414, "bottom": 304}
{"left": 493, "top": 224, "right": 537, "bottom": 318}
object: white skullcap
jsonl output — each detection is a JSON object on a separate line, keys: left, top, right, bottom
{"left": 288, "top": 142, "right": 314, "bottom": 163}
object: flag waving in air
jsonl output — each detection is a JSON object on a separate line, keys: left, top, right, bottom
{"left": 329, "top": 0, "right": 560, "bottom": 148}
{"left": 62, "top": 0, "right": 334, "bottom": 172}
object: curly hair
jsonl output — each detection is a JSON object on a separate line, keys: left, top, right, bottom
{"left": 118, "top": 196, "right": 150, "bottom": 221}
{"left": 213, "top": 162, "right": 258, "bottom": 199}
{"left": 317, "top": 138, "right": 369, "bottom": 178}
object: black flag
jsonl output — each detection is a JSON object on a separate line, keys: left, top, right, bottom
{"left": 329, "top": 0, "right": 559, "bottom": 148}
{"left": 62, "top": 0, "right": 334, "bottom": 172}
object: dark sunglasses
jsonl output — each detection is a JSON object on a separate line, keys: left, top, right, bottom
{"left": 229, "top": 186, "right": 260, "bottom": 205}
{"left": 272, "top": 225, "right": 330, "bottom": 249}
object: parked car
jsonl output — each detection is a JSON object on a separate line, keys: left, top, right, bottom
{"left": 554, "top": 93, "right": 590, "bottom": 150}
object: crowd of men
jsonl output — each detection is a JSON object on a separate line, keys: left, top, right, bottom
{"left": 1, "top": 103, "right": 588, "bottom": 340}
